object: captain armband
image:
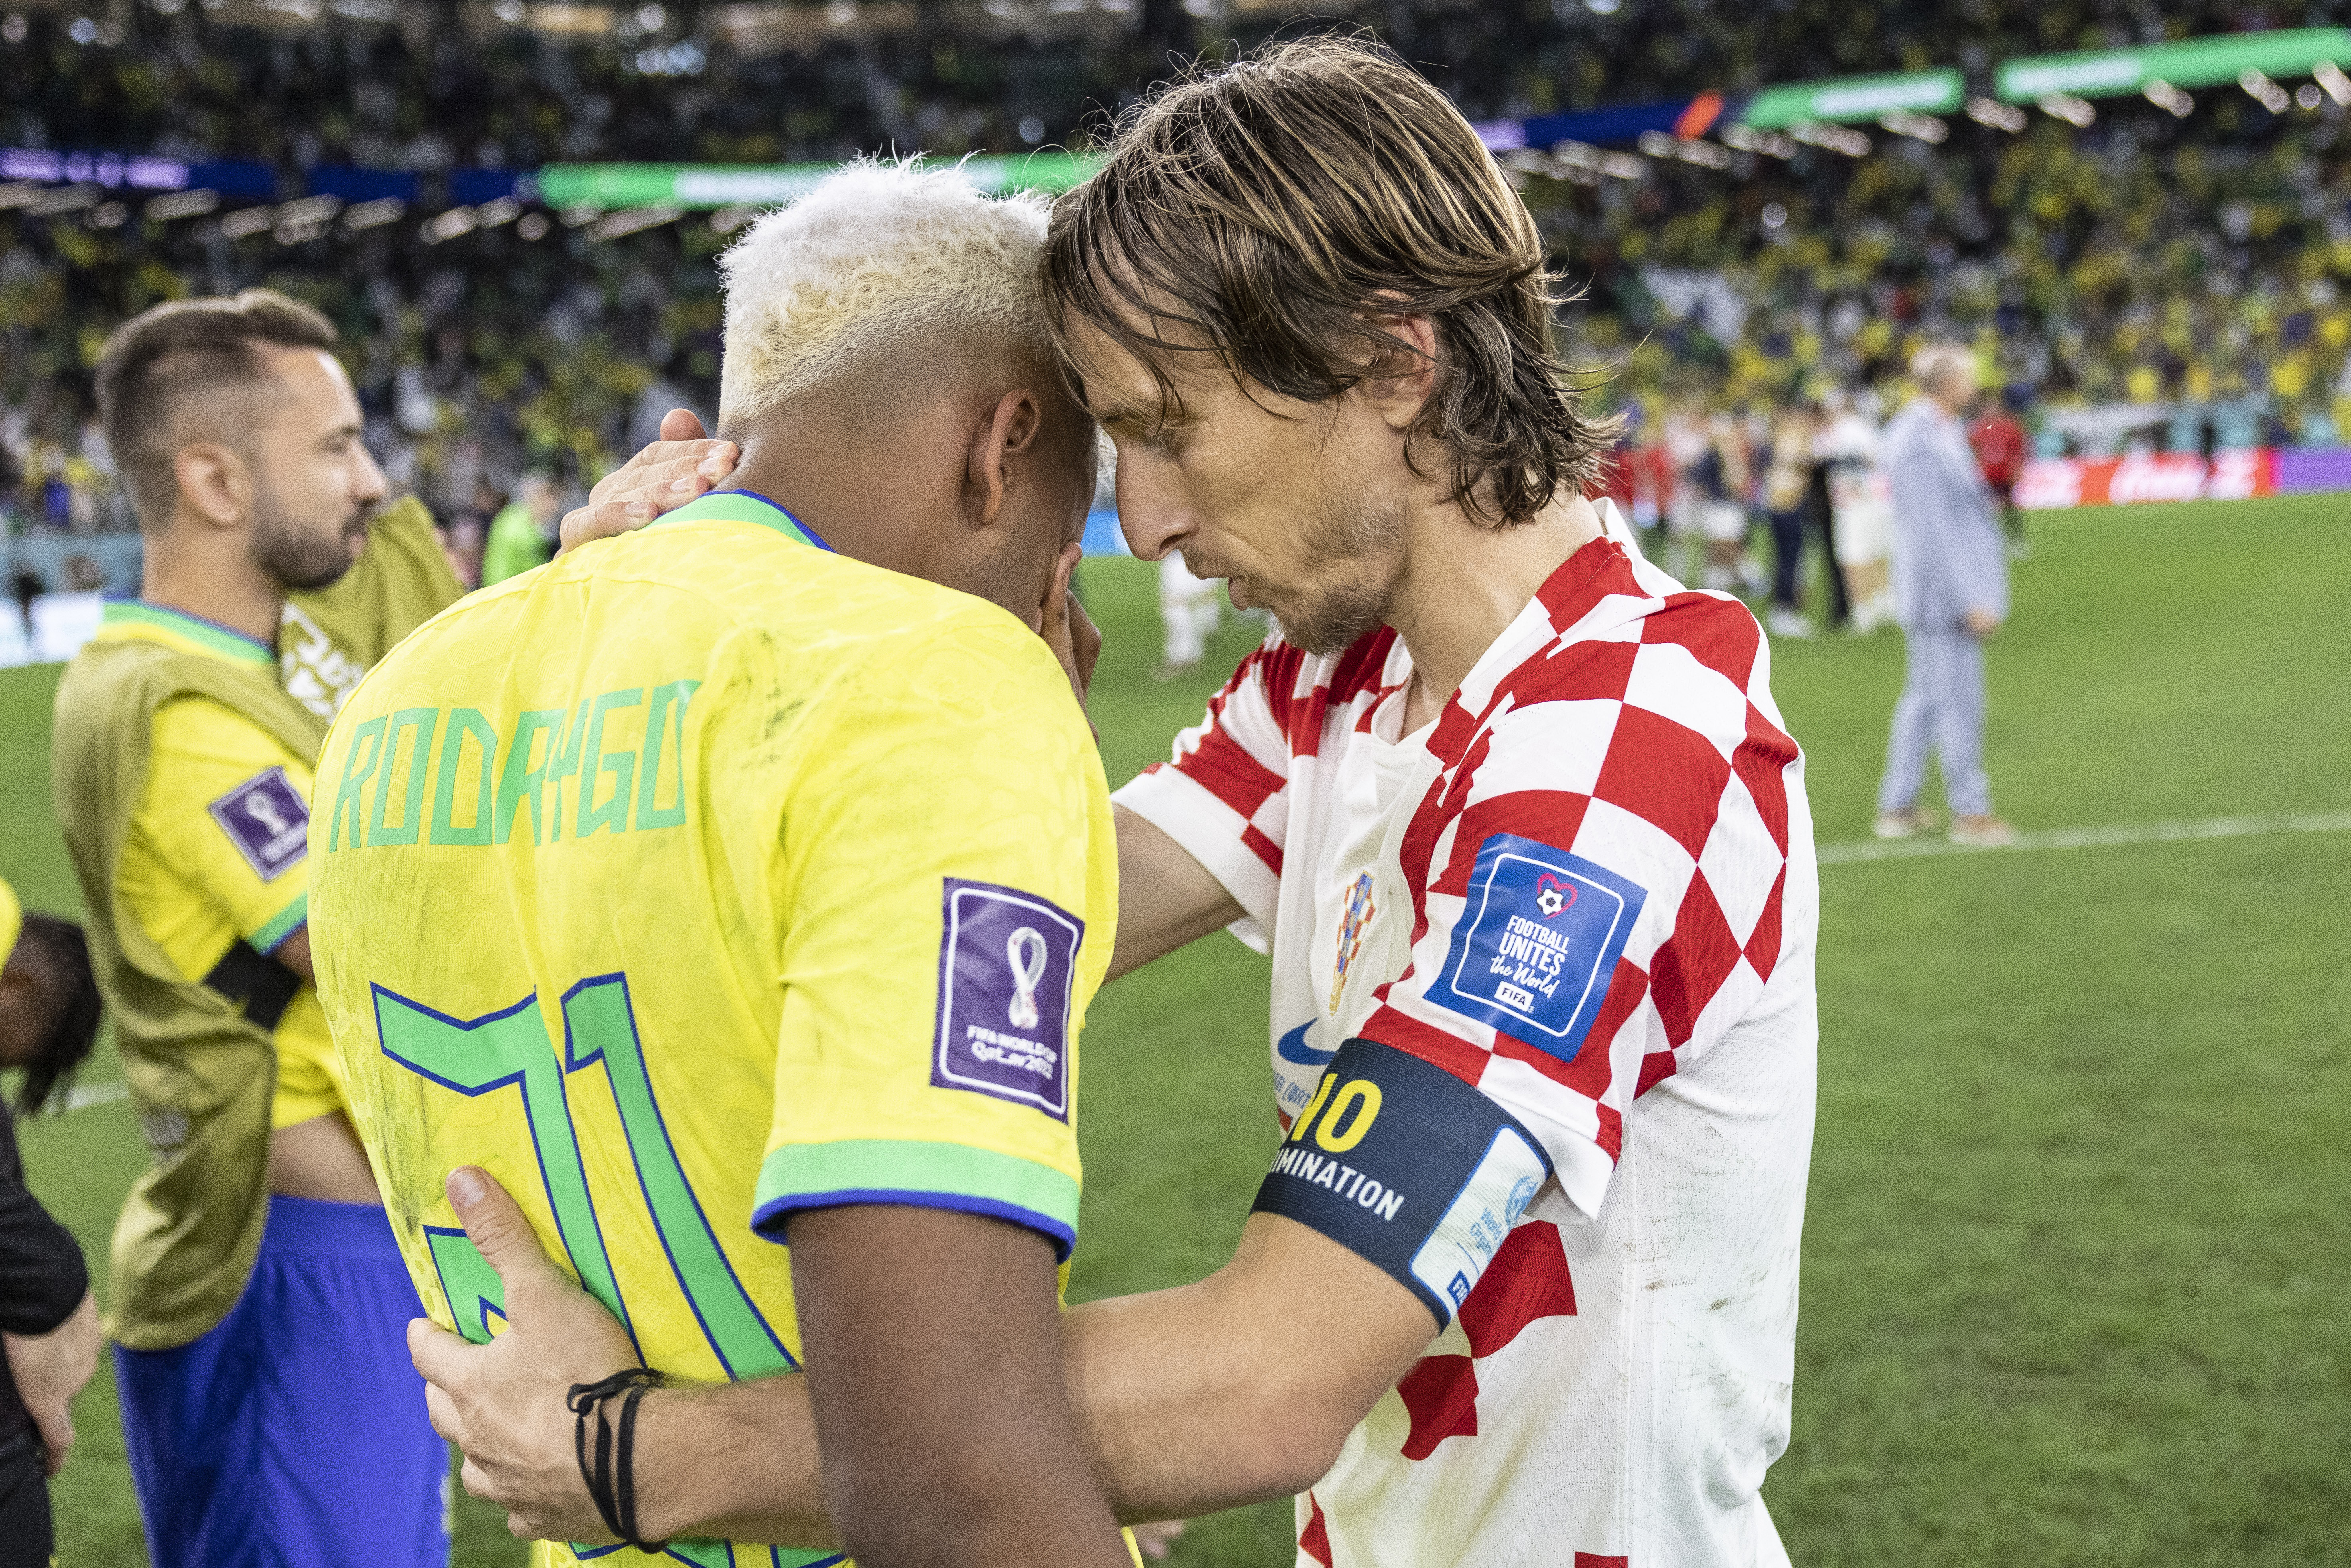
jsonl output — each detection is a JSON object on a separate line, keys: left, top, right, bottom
{"left": 1250, "top": 1037, "right": 1553, "bottom": 1329}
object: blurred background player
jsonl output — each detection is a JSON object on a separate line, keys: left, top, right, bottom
{"left": 1876, "top": 343, "right": 2015, "bottom": 849}
{"left": 1760, "top": 399, "right": 1819, "bottom": 639}
{"left": 0, "top": 877, "right": 103, "bottom": 1568}
{"left": 312, "top": 160, "right": 1130, "bottom": 1568}
{"left": 1694, "top": 407, "right": 1756, "bottom": 592}
{"left": 50, "top": 291, "right": 449, "bottom": 1568}
{"left": 1816, "top": 387, "right": 1896, "bottom": 632}
{"left": 480, "top": 470, "right": 562, "bottom": 587}
{"left": 1156, "top": 549, "right": 1223, "bottom": 677}
{"left": 1969, "top": 392, "right": 2030, "bottom": 559}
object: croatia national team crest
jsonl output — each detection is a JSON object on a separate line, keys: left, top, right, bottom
{"left": 1428, "top": 832, "right": 1646, "bottom": 1063}
{"left": 932, "top": 878, "right": 1081, "bottom": 1120}
{"left": 207, "top": 767, "right": 311, "bottom": 881}
{"left": 1329, "top": 870, "right": 1378, "bottom": 1015}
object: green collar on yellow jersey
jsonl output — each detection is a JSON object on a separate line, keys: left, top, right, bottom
{"left": 98, "top": 599, "right": 276, "bottom": 669}
{"left": 656, "top": 488, "right": 833, "bottom": 553}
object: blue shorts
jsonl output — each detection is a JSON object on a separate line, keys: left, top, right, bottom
{"left": 115, "top": 1195, "right": 449, "bottom": 1568}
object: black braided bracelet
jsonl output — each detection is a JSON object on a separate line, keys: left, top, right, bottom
{"left": 568, "top": 1367, "right": 670, "bottom": 1554}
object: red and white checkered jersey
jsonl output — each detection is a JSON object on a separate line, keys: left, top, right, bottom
{"left": 1114, "top": 517, "right": 1819, "bottom": 1566}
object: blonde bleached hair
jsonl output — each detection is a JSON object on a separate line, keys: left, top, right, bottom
{"left": 717, "top": 157, "right": 1054, "bottom": 428}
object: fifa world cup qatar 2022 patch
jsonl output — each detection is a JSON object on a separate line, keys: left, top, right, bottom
{"left": 931, "top": 877, "right": 1082, "bottom": 1121}
{"left": 1429, "top": 832, "right": 1646, "bottom": 1064}
{"left": 207, "top": 767, "right": 311, "bottom": 880}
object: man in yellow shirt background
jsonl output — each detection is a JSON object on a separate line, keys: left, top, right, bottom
{"left": 49, "top": 289, "right": 450, "bottom": 1566}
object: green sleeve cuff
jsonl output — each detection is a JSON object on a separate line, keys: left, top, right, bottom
{"left": 252, "top": 893, "right": 308, "bottom": 955}
{"left": 752, "top": 1139, "right": 1080, "bottom": 1260}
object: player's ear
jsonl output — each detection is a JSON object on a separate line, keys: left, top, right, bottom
{"left": 1354, "top": 298, "right": 1440, "bottom": 435}
{"left": 174, "top": 440, "right": 251, "bottom": 531}
{"left": 966, "top": 390, "right": 1043, "bottom": 529}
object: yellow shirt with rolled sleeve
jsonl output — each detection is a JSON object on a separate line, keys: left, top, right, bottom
{"left": 96, "top": 601, "right": 344, "bottom": 1129}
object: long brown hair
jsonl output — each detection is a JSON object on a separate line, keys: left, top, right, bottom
{"left": 1041, "top": 35, "right": 1611, "bottom": 527}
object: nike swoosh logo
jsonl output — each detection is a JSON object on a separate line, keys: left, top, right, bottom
{"left": 1276, "top": 1022, "right": 1335, "bottom": 1067}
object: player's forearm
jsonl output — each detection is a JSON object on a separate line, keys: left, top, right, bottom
{"left": 631, "top": 1376, "right": 836, "bottom": 1547}
{"left": 1063, "top": 1275, "right": 1351, "bottom": 1520}
{"left": 1065, "top": 1214, "right": 1437, "bottom": 1523}
{"left": 643, "top": 1217, "right": 1430, "bottom": 1541}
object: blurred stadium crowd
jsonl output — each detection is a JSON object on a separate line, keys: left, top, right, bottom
{"left": 5, "top": 0, "right": 2351, "bottom": 589}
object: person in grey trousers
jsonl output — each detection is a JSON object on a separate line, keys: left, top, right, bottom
{"left": 1874, "top": 342, "right": 2016, "bottom": 849}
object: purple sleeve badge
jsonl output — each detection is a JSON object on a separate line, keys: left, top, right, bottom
{"left": 207, "top": 767, "right": 311, "bottom": 881}
{"left": 931, "top": 878, "right": 1083, "bottom": 1121}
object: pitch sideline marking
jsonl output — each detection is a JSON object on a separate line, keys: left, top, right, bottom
{"left": 47, "top": 813, "right": 2347, "bottom": 1113}
{"left": 1817, "top": 809, "right": 2351, "bottom": 866}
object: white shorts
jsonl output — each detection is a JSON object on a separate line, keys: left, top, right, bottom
{"left": 1665, "top": 492, "right": 1703, "bottom": 539}
{"left": 1832, "top": 500, "right": 1890, "bottom": 565}
{"left": 1699, "top": 500, "right": 1749, "bottom": 543}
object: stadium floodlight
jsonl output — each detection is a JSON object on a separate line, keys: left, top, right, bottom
{"left": 516, "top": 212, "right": 551, "bottom": 240}
{"left": 2142, "top": 79, "right": 2194, "bottom": 117}
{"left": 474, "top": 195, "right": 523, "bottom": 229}
{"left": 271, "top": 196, "right": 341, "bottom": 246}
{"left": 218, "top": 205, "right": 276, "bottom": 239}
{"left": 1720, "top": 123, "right": 1797, "bottom": 159}
{"left": 559, "top": 201, "right": 601, "bottom": 226}
{"left": 342, "top": 196, "right": 406, "bottom": 230}
{"left": 1550, "top": 140, "right": 1645, "bottom": 181}
{"left": 1879, "top": 108, "right": 1948, "bottom": 142}
{"left": 2296, "top": 83, "right": 2324, "bottom": 110}
{"left": 273, "top": 194, "right": 342, "bottom": 226}
{"left": 492, "top": 0, "right": 526, "bottom": 21}
{"left": 2238, "top": 68, "right": 2291, "bottom": 114}
{"left": 27, "top": 184, "right": 100, "bottom": 217}
{"left": 709, "top": 201, "right": 760, "bottom": 234}
{"left": 1636, "top": 130, "right": 1732, "bottom": 168}
{"left": 1965, "top": 96, "right": 2028, "bottom": 132}
{"left": 1788, "top": 120, "right": 1871, "bottom": 157}
{"left": 2318, "top": 61, "right": 2351, "bottom": 105}
{"left": 144, "top": 189, "right": 218, "bottom": 222}
{"left": 0, "top": 181, "right": 39, "bottom": 211}
{"left": 419, "top": 207, "right": 477, "bottom": 244}
{"left": 2038, "top": 92, "right": 2097, "bottom": 127}
{"left": 1513, "top": 148, "right": 1602, "bottom": 187}
{"left": 587, "top": 201, "right": 684, "bottom": 240}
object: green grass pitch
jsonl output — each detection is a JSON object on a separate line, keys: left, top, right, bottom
{"left": 2, "top": 493, "right": 2345, "bottom": 1565}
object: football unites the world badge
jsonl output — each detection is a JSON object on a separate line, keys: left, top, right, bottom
{"left": 1428, "top": 832, "right": 1647, "bottom": 1064}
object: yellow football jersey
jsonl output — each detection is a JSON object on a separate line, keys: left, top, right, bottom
{"left": 309, "top": 490, "right": 1116, "bottom": 1568}
{"left": 97, "top": 601, "right": 345, "bottom": 1129}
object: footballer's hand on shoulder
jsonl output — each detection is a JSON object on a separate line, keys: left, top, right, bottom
{"left": 409, "top": 1165, "right": 633, "bottom": 1544}
{"left": 559, "top": 407, "right": 740, "bottom": 555}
